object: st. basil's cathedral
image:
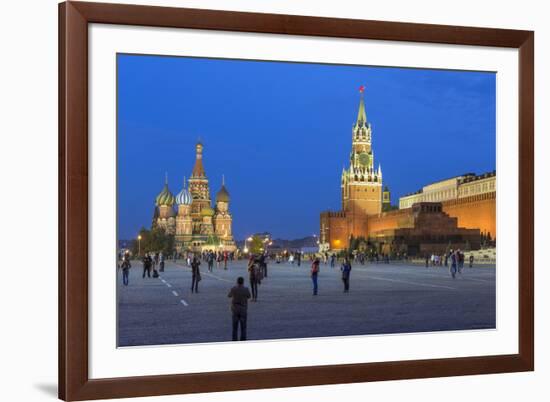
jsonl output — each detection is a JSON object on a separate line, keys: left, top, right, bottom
{"left": 152, "top": 141, "right": 236, "bottom": 253}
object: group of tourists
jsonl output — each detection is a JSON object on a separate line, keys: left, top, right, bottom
{"left": 425, "top": 249, "right": 474, "bottom": 279}
{"left": 227, "top": 254, "right": 353, "bottom": 341}
{"left": 141, "top": 251, "right": 165, "bottom": 279}
{"left": 310, "top": 256, "right": 352, "bottom": 295}
{"left": 117, "top": 250, "right": 165, "bottom": 286}
{"left": 119, "top": 246, "right": 476, "bottom": 343}
{"left": 180, "top": 250, "right": 235, "bottom": 271}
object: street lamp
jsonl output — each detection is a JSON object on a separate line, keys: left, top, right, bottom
{"left": 263, "top": 238, "right": 271, "bottom": 255}
{"left": 137, "top": 234, "right": 142, "bottom": 256}
{"left": 245, "top": 236, "right": 253, "bottom": 254}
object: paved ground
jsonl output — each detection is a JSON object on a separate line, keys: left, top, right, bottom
{"left": 117, "top": 259, "right": 496, "bottom": 347}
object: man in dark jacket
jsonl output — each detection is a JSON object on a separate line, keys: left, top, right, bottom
{"left": 228, "top": 277, "right": 251, "bottom": 341}
{"left": 191, "top": 257, "right": 201, "bottom": 293}
{"left": 142, "top": 253, "right": 152, "bottom": 278}
{"left": 311, "top": 258, "right": 320, "bottom": 295}
{"left": 341, "top": 257, "right": 352, "bottom": 292}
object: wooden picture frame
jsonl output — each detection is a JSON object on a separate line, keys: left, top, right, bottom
{"left": 59, "top": 1, "right": 534, "bottom": 400}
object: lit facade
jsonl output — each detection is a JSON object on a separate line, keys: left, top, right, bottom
{"left": 399, "top": 172, "right": 496, "bottom": 209}
{"left": 152, "top": 142, "right": 236, "bottom": 252}
{"left": 320, "top": 88, "right": 495, "bottom": 253}
{"left": 320, "top": 89, "right": 384, "bottom": 249}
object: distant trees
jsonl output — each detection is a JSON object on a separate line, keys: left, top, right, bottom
{"left": 131, "top": 226, "right": 175, "bottom": 257}
{"left": 248, "top": 235, "right": 264, "bottom": 255}
{"left": 348, "top": 235, "right": 368, "bottom": 254}
{"left": 481, "top": 231, "right": 495, "bottom": 248}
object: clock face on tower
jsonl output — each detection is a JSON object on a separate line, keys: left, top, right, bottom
{"left": 358, "top": 152, "right": 371, "bottom": 167}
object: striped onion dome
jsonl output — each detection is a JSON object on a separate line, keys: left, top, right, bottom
{"left": 200, "top": 206, "right": 215, "bottom": 217}
{"left": 155, "top": 175, "right": 175, "bottom": 207}
{"left": 176, "top": 177, "right": 193, "bottom": 206}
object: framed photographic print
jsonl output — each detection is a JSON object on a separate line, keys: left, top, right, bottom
{"left": 59, "top": 1, "right": 534, "bottom": 400}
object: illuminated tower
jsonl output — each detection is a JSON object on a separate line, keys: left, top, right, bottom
{"left": 341, "top": 86, "right": 383, "bottom": 218}
{"left": 188, "top": 141, "right": 212, "bottom": 233}
{"left": 213, "top": 175, "right": 235, "bottom": 247}
{"left": 175, "top": 177, "right": 193, "bottom": 251}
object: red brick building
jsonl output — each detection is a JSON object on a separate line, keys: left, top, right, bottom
{"left": 320, "top": 91, "right": 494, "bottom": 255}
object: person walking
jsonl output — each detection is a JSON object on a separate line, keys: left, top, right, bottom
{"left": 330, "top": 253, "right": 336, "bottom": 268}
{"left": 341, "top": 257, "right": 352, "bottom": 292}
{"left": 311, "top": 257, "right": 320, "bottom": 295}
{"left": 191, "top": 256, "right": 201, "bottom": 293}
{"left": 259, "top": 254, "right": 267, "bottom": 278}
{"left": 223, "top": 251, "right": 228, "bottom": 270}
{"left": 207, "top": 251, "right": 214, "bottom": 272}
{"left": 457, "top": 249, "right": 464, "bottom": 274}
{"left": 159, "top": 252, "right": 165, "bottom": 272}
{"left": 469, "top": 254, "right": 474, "bottom": 268}
{"left": 296, "top": 252, "right": 301, "bottom": 267}
{"left": 449, "top": 250, "right": 457, "bottom": 279}
{"left": 142, "top": 253, "right": 152, "bottom": 278}
{"left": 121, "top": 252, "right": 131, "bottom": 286}
{"left": 227, "top": 277, "right": 251, "bottom": 341}
{"left": 247, "top": 257, "right": 260, "bottom": 302}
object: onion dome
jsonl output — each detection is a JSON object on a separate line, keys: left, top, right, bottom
{"left": 200, "top": 206, "right": 215, "bottom": 217}
{"left": 155, "top": 174, "right": 175, "bottom": 206}
{"left": 176, "top": 177, "right": 193, "bottom": 206}
{"left": 216, "top": 175, "right": 230, "bottom": 203}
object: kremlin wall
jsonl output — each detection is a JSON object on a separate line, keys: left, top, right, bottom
{"left": 320, "top": 89, "right": 496, "bottom": 255}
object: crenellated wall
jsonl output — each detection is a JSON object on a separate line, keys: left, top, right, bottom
{"left": 321, "top": 191, "right": 496, "bottom": 250}
{"left": 441, "top": 192, "right": 496, "bottom": 238}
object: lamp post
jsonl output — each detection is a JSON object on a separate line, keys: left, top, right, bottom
{"left": 245, "top": 236, "right": 253, "bottom": 254}
{"left": 137, "top": 234, "right": 142, "bottom": 257}
{"left": 263, "top": 238, "right": 272, "bottom": 255}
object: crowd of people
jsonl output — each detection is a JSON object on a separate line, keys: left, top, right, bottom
{"left": 424, "top": 249, "right": 474, "bottom": 279}
{"left": 118, "top": 246, "right": 479, "bottom": 341}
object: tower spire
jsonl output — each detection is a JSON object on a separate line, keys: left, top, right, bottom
{"left": 222, "top": 174, "right": 225, "bottom": 186}
{"left": 165, "top": 172, "right": 168, "bottom": 185}
{"left": 183, "top": 176, "right": 186, "bottom": 188}
{"left": 191, "top": 141, "right": 206, "bottom": 178}
{"left": 356, "top": 85, "right": 367, "bottom": 126}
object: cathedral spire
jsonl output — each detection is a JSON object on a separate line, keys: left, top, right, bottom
{"left": 191, "top": 141, "right": 206, "bottom": 178}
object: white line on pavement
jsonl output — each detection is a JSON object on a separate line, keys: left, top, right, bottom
{"left": 172, "top": 262, "right": 233, "bottom": 283}
{"left": 368, "top": 275, "right": 456, "bottom": 290}
{"left": 180, "top": 299, "right": 188, "bottom": 306}
{"left": 172, "top": 290, "right": 179, "bottom": 297}
{"left": 462, "top": 277, "right": 493, "bottom": 284}
{"left": 202, "top": 271, "right": 233, "bottom": 283}
{"left": 166, "top": 283, "right": 172, "bottom": 288}
{"left": 383, "top": 267, "right": 494, "bottom": 284}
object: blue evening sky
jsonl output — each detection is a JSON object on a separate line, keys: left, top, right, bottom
{"left": 117, "top": 54, "right": 495, "bottom": 241}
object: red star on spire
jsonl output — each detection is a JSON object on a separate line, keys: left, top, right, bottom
{"left": 359, "top": 85, "right": 365, "bottom": 93}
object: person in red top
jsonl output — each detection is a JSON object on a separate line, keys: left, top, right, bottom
{"left": 311, "top": 257, "right": 320, "bottom": 295}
